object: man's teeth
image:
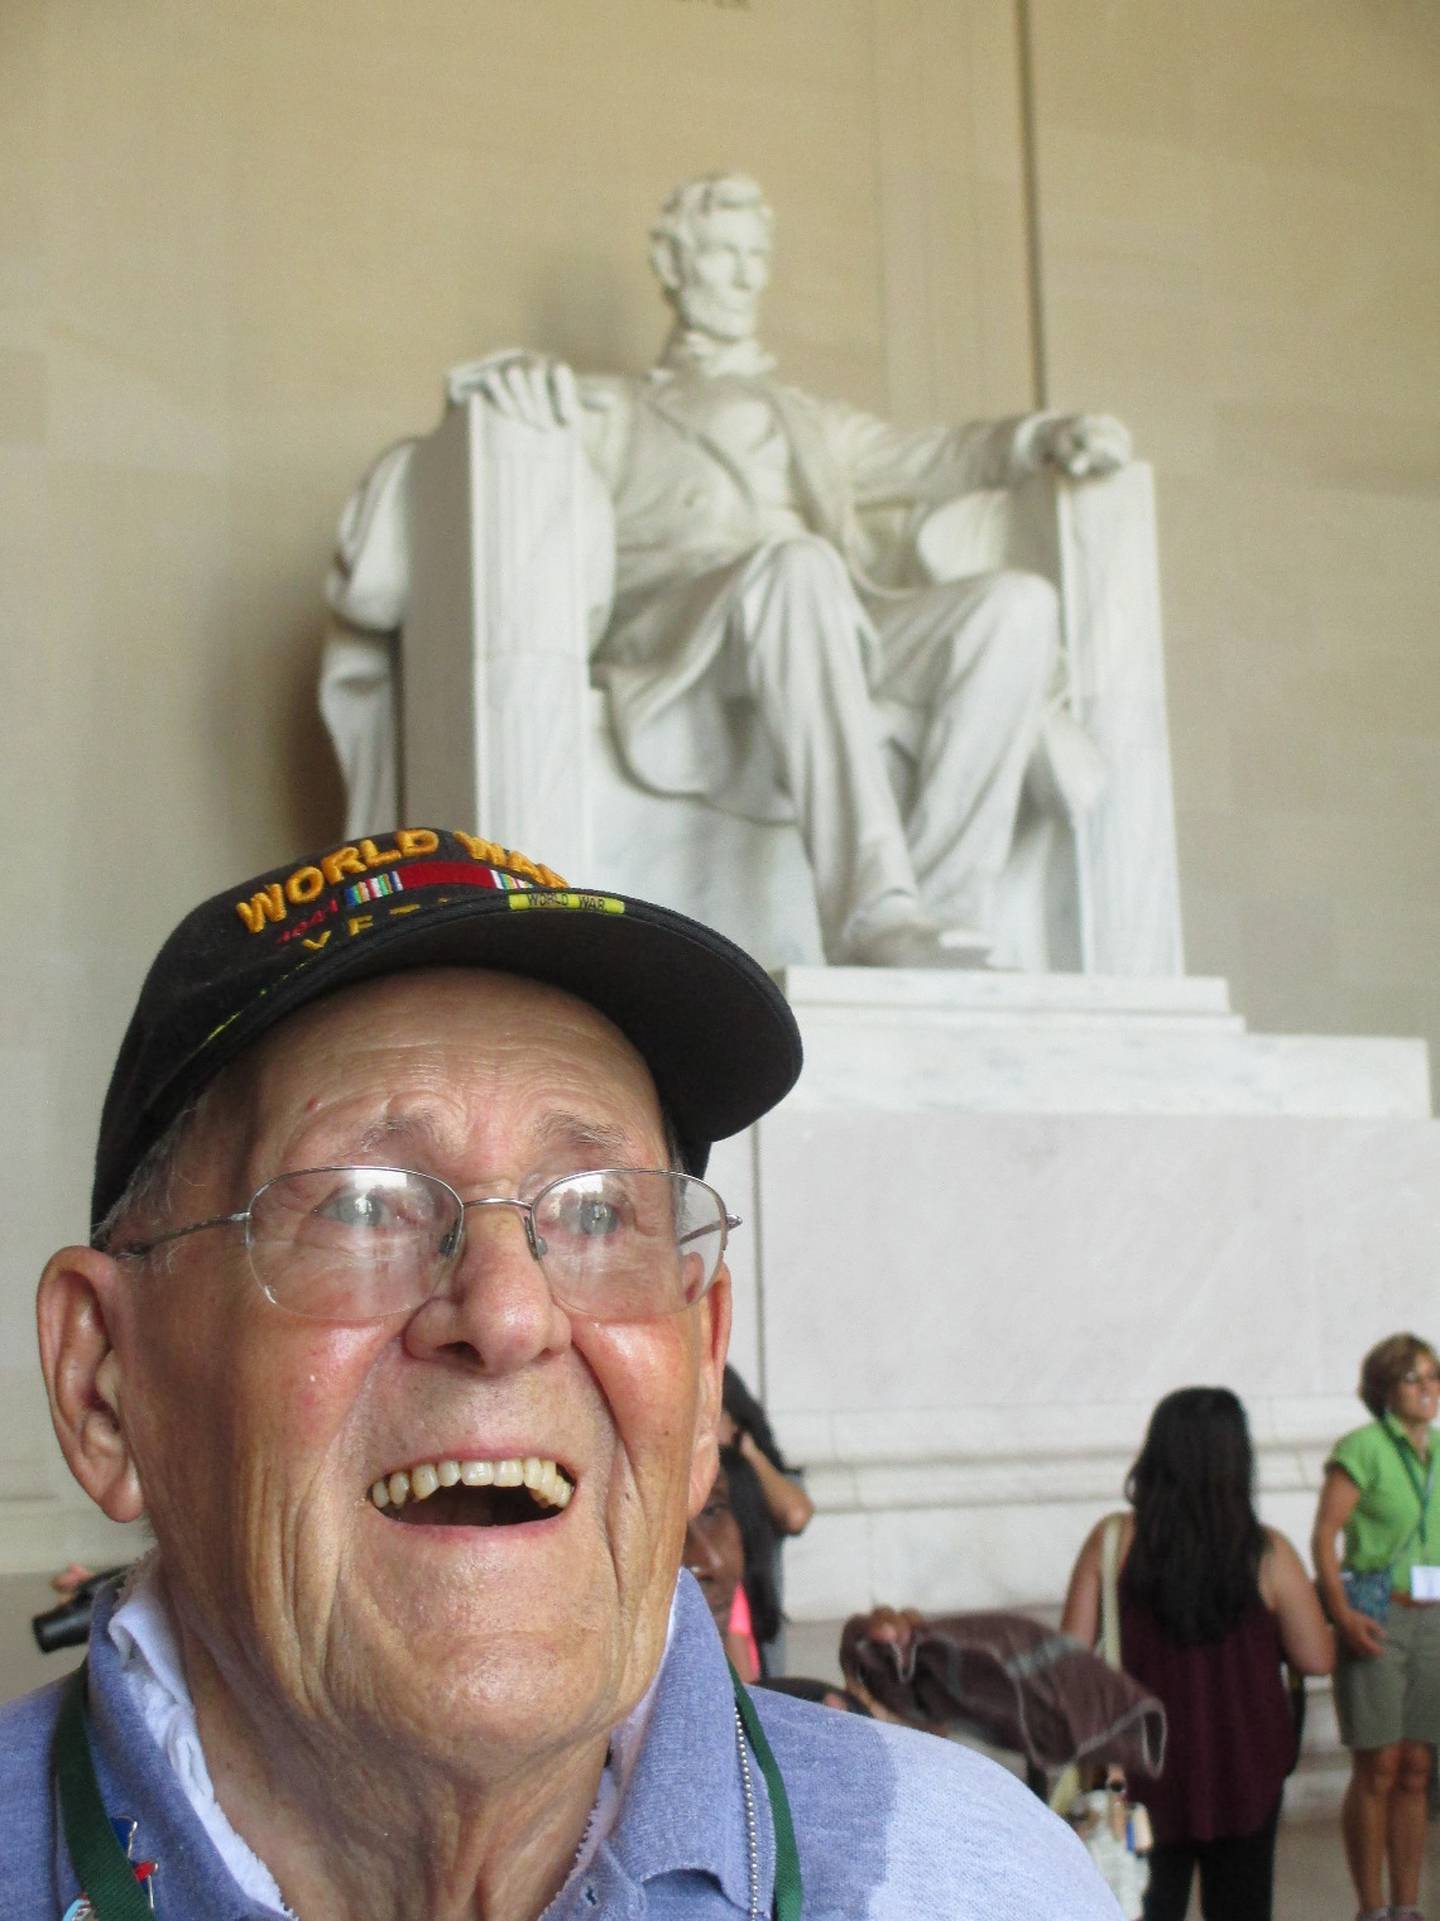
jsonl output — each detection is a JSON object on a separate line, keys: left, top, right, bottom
{"left": 369, "top": 1458, "right": 574, "bottom": 1512}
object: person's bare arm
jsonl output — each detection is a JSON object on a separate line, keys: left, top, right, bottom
{"left": 1312, "top": 1464, "right": 1386, "bottom": 1658}
{"left": 737, "top": 1428, "right": 814, "bottom": 1535}
{"left": 1059, "top": 1517, "right": 1115, "bottom": 1646}
{"left": 838, "top": 1606, "right": 946, "bottom": 1732}
{"left": 1259, "top": 1527, "right": 1335, "bottom": 1673}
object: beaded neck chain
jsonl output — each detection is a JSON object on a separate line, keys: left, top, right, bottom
{"left": 734, "top": 1702, "right": 762, "bottom": 1919}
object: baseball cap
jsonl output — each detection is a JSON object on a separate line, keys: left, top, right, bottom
{"left": 92, "top": 826, "right": 803, "bottom": 1231}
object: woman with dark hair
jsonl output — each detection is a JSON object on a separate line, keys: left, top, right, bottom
{"left": 1313, "top": 1331, "right": 1440, "bottom": 1921}
{"left": 721, "top": 1366, "right": 814, "bottom": 1537}
{"left": 682, "top": 1451, "right": 761, "bottom": 1680}
{"left": 1062, "top": 1386, "right": 1333, "bottom": 1921}
{"left": 722, "top": 1443, "right": 783, "bottom": 1661}
{"left": 720, "top": 1365, "right": 813, "bottom": 1673}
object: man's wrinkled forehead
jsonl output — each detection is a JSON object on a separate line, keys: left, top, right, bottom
{"left": 228, "top": 967, "right": 670, "bottom": 1164}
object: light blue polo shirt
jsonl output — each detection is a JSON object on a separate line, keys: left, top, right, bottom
{"left": 1, "top": 1572, "right": 1121, "bottom": 1918}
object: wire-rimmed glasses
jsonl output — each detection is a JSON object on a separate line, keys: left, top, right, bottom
{"left": 109, "top": 1165, "right": 739, "bottom": 1325}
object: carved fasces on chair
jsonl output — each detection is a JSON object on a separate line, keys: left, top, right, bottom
{"left": 402, "top": 402, "right": 612, "bottom": 880}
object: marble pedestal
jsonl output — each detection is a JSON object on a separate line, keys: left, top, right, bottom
{"left": 706, "top": 970, "right": 1437, "bottom": 1629}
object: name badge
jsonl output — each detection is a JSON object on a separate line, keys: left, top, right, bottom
{"left": 1410, "top": 1565, "right": 1440, "bottom": 1601}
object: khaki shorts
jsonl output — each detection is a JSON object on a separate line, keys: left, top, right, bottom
{"left": 1335, "top": 1599, "right": 1440, "bottom": 1749}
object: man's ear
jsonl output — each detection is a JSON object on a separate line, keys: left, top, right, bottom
{"left": 37, "top": 1247, "right": 145, "bottom": 1523}
{"left": 687, "top": 1265, "right": 732, "bottom": 1517}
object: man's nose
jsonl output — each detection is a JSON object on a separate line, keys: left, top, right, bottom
{"left": 685, "top": 1524, "right": 722, "bottom": 1575}
{"left": 402, "top": 1204, "right": 571, "bottom": 1374}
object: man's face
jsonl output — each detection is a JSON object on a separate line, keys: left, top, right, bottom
{"left": 682, "top": 1458, "right": 745, "bottom": 1634}
{"left": 670, "top": 204, "right": 771, "bottom": 342}
{"left": 98, "top": 969, "right": 728, "bottom": 1777}
{"left": 1391, "top": 1352, "right": 1440, "bottom": 1428}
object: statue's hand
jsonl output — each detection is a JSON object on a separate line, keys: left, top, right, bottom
{"left": 1037, "top": 412, "right": 1132, "bottom": 478}
{"left": 445, "top": 350, "right": 585, "bottom": 428}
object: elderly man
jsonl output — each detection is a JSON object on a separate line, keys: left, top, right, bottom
{"left": 441, "top": 173, "right": 1131, "bottom": 967}
{"left": 5, "top": 826, "right": 1119, "bottom": 1918}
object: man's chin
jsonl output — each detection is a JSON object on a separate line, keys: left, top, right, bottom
{"left": 315, "top": 1633, "right": 627, "bottom": 1773}
{"left": 320, "top": 1583, "right": 670, "bottom": 1760}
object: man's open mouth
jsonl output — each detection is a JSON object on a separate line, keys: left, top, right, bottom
{"left": 368, "top": 1457, "right": 574, "bottom": 1526}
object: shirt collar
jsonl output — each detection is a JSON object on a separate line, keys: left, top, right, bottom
{"left": 77, "top": 1578, "right": 276, "bottom": 1919}
{"left": 98, "top": 1561, "right": 752, "bottom": 1912}
{"left": 106, "top": 1557, "right": 683, "bottom": 1909}
{"left": 603, "top": 1570, "right": 771, "bottom": 1912}
{"left": 1382, "top": 1408, "right": 1434, "bottom": 1458}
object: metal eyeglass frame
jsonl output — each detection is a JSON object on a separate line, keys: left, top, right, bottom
{"left": 107, "top": 1163, "right": 742, "bottom": 1318}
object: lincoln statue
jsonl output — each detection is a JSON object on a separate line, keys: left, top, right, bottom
{"left": 325, "top": 172, "right": 1133, "bottom": 967}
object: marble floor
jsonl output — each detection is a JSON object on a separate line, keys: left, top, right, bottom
{"left": 1272, "top": 1813, "right": 1435, "bottom": 1921}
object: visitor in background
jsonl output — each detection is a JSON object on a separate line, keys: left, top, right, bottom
{"left": 682, "top": 1451, "right": 760, "bottom": 1681}
{"left": 1313, "top": 1332, "right": 1440, "bottom": 1921}
{"left": 1062, "top": 1386, "right": 1334, "bottom": 1921}
{"left": 721, "top": 1365, "right": 813, "bottom": 1673}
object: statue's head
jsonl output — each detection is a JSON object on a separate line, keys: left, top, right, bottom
{"left": 649, "top": 172, "right": 774, "bottom": 343}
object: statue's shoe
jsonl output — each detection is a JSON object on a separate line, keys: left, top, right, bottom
{"left": 844, "top": 919, "right": 992, "bottom": 969}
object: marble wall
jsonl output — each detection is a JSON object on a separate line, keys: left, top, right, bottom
{"left": 745, "top": 970, "right": 1437, "bottom": 1617}
{"left": 1026, "top": 0, "right": 1440, "bottom": 1066}
{"left": 2, "top": 0, "right": 1438, "bottom": 1580}
{"left": 770, "top": 1106, "right": 1440, "bottom": 1615}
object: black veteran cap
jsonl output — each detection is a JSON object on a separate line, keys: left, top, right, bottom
{"left": 92, "top": 826, "right": 804, "bottom": 1232}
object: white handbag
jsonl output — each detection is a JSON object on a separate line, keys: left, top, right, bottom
{"left": 1063, "top": 1518, "right": 1154, "bottom": 1919}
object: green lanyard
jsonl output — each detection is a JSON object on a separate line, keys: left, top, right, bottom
{"left": 55, "top": 1659, "right": 803, "bottom": 1921}
{"left": 53, "top": 1664, "right": 155, "bottom": 1920}
{"left": 1385, "top": 1423, "right": 1436, "bottom": 1552}
{"left": 731, "top": 1666, "right": 804, "bottom": 1921}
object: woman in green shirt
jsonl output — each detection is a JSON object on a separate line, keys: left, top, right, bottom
{"left": 1313, "top": 1330, "right": 1440, "bottom": 1921}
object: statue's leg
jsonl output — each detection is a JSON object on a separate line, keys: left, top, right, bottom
{"left": 729, "top": 535, "right": 924, "bottom": 960}
{"left": 872, "top": 570, "right": 1057, "bottom": 934}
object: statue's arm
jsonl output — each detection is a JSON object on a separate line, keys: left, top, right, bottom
{"left": 1012, "top": 411, "right": 1132, "bottom": 479}
{"left": 820, "top": 394, "right": 1132, "bottom": 505}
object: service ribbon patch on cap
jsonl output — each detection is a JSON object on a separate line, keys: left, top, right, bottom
{"left": 506, "top": 892, "right": 626, "bottom": 915}
{"left": 232, "top": 830, "right": 568, "bottom": 945}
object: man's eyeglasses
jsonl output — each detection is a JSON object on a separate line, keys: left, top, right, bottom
{"left": 1400, "top": 1368, "right": 1440, "bottom": 1388}
{"left": 109, "top": 1165, "right": 739, "bottom": 1325}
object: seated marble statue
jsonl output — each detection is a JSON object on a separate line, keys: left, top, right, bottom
{"left": 330, "top": 171, "right": 1133, "bottom": 967}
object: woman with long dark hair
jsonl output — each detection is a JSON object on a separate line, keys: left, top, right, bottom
{"left": 720, "top": 1365, "right": 813, "bottom": 1674}
{"left": 1062, "top": 1387, "right": 1333, "bottom": 1921}
{"left": 1312, "top": 1331, "right": 1440, "bottom": 1921}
